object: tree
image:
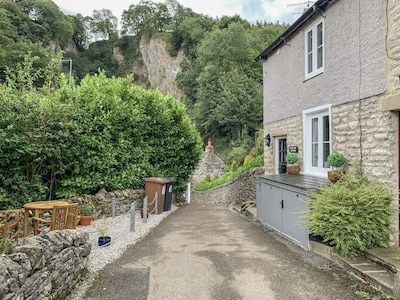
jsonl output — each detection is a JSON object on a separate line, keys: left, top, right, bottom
{"left": 90, "top": 9, "right": 118, "bottom": 41}
{"left": 121, "top": 0, "right": 172, "bottom": 37}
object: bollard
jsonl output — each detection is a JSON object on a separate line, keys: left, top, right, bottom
{"left": 112, "top": 197, "right": 116, "bottom": 217}
{"left": 130, "top": 202, "right": 135, "bottom": 232}
{"left": 143, "top": 196, "right": 148, "bottom": 224}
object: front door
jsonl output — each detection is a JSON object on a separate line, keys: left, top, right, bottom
{"left": 275, "top": 137, "right": 287, "bottom": 174}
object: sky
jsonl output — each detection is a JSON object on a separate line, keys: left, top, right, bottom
{"left": 52, "top": 0, "right": 315, "bottom": 25}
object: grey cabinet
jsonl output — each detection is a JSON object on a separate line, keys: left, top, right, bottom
{"left": 256, "top": 174, "right": 329, "bottom": 250}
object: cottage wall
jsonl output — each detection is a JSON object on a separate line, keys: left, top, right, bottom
{"left": 263, "top": 0, "right": 387, "bottom": 124}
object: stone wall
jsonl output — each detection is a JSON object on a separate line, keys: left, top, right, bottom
{"left": 70, "top": 188, "right": 145, "bottom": 219}
{"left": 191, "top": 167, "right": 265, "bottom": 204}
{"left": 263, "top": 97, "right": 397, "bottom": 187}
{"left": 0, "top": 230, "right": 90, "bottom": 300}
{"left": 191, "top": 142, "right": 225, "bottom": 186}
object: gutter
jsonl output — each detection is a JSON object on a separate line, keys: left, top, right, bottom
{"left": 256, "top": 0, "right": 333, "bottom": 61}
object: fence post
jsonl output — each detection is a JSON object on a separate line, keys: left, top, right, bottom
{"left": 130, "top": 201, "right": 135, "bottom": 232}
{"left": 143, "top": 196, "right": 148, "bottom": 224}
{"left": 155, "top": 192, "right": 158, "bottom": 215}
{"left": 112, "top": 197, "right": 116, "bottom": 217}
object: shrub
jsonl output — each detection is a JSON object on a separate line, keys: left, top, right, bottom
{"left": 327, "top": 152, "right": 345, "bottom": 169}
{"left": 204, "top": 174, "right": 211, "bottom": 182}
{"left": 243, "top": 155, "right": 253, "bottom": 166}
{"left": 230, "top": 160, "right": 238, "bottom": 173}
{"left": 304, "top": 173, "right": 394, "bottom": 257}
{"left": 285, "top": 153, "right": 298, "bottom": 165}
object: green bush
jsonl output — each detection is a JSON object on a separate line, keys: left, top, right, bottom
{"left": 327, "top": 152, "right": 345, "bottom": 169}
{"left": 304, "top": 173, "right": 394, "bottom": 257}
{"left": 0, "top": 64, "right": 203, "bottom": 208}
{"left": 230, "top": 160, "right": 238, "bottom": 172}
{"left": 285, "top": 153, "right": 298, "bottom": 165}
{"left": 243, "top": 155, "right": 253, "bottom": 165}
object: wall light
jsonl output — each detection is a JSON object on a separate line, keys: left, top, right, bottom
{"left": 265, "top": 133, "right": 271, "bottom": 147}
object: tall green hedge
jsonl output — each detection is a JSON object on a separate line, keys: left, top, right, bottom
{"left": 0, "top": 72, "right": 203, "bottom": 208}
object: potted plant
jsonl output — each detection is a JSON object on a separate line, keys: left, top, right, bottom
{"left": 79, "top": 204, "right": 93, "bottom": 226}
{"left": 93, "top": 215, "right": 111, "bottom": 247}
{"left": 327, "top": 152, "right": 346, "bottom": 182}
{"left": 285, "top": 153, "right": 300, "bottom": 174}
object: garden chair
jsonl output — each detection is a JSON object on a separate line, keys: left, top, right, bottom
{"left": 0, "top": 209, "right": 20, "bottom": 240}
{"left": 32, "top": 203, "right": 79, "bottom": 235}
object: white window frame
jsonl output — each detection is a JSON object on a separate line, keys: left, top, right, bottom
{"left": 303, "top": 104, "right": 331, "bottom": 175}
{"left": 305, "top": 18, "right": 324, "bottom": 80}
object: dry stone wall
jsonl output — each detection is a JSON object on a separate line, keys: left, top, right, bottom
{"left": 191, "top": 167, "right": 265, "bottom": 204}
{"left": 0, "top": 230, "right": 90, "bottom": 300}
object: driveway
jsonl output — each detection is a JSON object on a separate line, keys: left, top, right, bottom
{"left": 84, "top": 204, "right": 379, "bottom": 299}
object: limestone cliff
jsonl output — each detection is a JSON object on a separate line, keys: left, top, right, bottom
{"left": 113, "top": 36, "right": 183, "bottom": 100}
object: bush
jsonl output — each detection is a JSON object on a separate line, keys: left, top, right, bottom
{"left": 285, "top": 153, "right": 298, "bottom": 165}
{"left": 304, "top": 173, "right": 394, "bottom": 257}
{"left": 327, "top": 152, "right": 345, "bottom": 169}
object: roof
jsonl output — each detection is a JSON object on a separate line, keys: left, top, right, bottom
{"left": 256, "top": 0, "right": 334, "bottom": 61}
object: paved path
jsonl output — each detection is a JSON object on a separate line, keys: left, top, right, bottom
{"left": 84, "top": 204, "right": 375, "bottom": 299}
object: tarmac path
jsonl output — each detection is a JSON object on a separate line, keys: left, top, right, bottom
{"left": 84, "top": 204, "right": 377, "bottom": 300}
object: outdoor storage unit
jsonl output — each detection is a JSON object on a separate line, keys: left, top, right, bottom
{"left": 143, "top": 177, "right": 169, "bottom": 214}
{"left": 256, "top": 174, "right": 329, "bottom": 250}
{"left": 163, "top": 177, "right": 176, "bottom": 211}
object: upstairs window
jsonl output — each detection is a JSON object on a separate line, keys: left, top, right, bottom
{"left": 305, "top": 19, "right": 324, "bottom": 80}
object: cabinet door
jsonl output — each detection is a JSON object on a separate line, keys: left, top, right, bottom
{"left": 281, "top": 189, "right": 309, "bottom": 249}
{"left": 264, "top": 184, "right": 282, "bottom": 231}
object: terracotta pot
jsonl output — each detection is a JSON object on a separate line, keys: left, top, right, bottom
{"left": 287, "top": 165, "right": 300, "bottom": 175}
{"left": 79, "top": 214, "right": 93, "bottom": 226}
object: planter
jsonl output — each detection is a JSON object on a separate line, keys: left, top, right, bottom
{"left": 287, "top": 165, "right": 300, "bottom": 175}
{"left": 79, "top": 215, "right": 93, "bottom": 226}
{"left": 98, "top": 236, "right": 111, "bottom": 247}
{"left": 328, "top": 170, "right": 345, "bottom": 182}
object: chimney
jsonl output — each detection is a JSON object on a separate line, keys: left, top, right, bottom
{"left": 205, "top": 139, "right": 214, "bottom": 154}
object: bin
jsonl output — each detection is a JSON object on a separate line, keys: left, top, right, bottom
{"left": 163, "top": 177, "right": 176, "bottom": 211}
{"left": 143, "top": 177, "right": 169, "bottom": 214}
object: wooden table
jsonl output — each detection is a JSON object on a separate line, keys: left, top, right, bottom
{"left": 23, "top": 200, "right": 68, "bottom": 237}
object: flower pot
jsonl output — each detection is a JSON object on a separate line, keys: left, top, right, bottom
{"left": 287, "top": 165, "right": 300, "bottom": 175}
{"left": 79, "top": 214, "right": 93, "bottom": 226}
{"left": 98, "top": 236, "right": 111, "bottom": 247}
{"left": 328, "top": 170, "right": 345, "bottom": 182}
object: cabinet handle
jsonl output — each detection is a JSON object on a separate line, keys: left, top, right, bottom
{"left": 280, "top": 200, "right": 284, "bottom": 209}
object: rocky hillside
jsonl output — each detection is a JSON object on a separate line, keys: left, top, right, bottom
{"left": 113, "top": 37, "right": 184, "bottom": 100}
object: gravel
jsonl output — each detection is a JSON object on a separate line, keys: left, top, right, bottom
{"left": 67, "top": 205, "right": 178, "bottom": 299}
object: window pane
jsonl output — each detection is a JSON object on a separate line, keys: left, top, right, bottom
{"left": 307, "top": 31, "right": 313, "bottom": 52}
{"left": 307, "top": 31, "right": 313, "bottom": 73}
{"left": 312, "top": 118, "right": 318, "bottom": 142}
{"left": 317, "top": 23, "right": 323, "bottom": 46}
{"left": 323, "top": 143, "right": 330, "bottom": 167}
{"left": 317, "top": 47, "right": 323, "bottom": 69}
{"left": 323, "top": 115, "right": 329, "bottom": 141}
{"left": 312, "top": 144, "right": 318, "bottom": 167}
{"left": 317, "top": 23, "right": 323, "bottom": 69}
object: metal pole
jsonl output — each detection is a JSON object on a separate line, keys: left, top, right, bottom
{"left": 111, "top": 197, "right": 115, "bottom": 217}
{"left": 130, "top": 202, "right": 135, "bottom": 232}
{"left": 143, "top": 196, "right": 148, "bottom": 224}
{"left": 61, "top": 59, "right": 72, "bottom": 86}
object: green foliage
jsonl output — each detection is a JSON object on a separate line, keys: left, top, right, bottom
{"left": 0, "top": 65, "right": 202, "bottom": 207}
{"left": 204, "top": 174, "right": 211, "bottom": 182}
{"left": 285, "top": 153, "right": 298, "bottom": 165}
{"left": 304, "top": 173, "right": 394, "bottom": 257}
{"left": 80, "top": 204, "right": 93, "bottom": 216}
{"left": 244, "top": 155, "right": 253, "bottom": 166}
{"left": 327, "top": 152, "right": 346, "bottom": 169}
{"left": 195, "top": 154, "right": 263, "bottom": 191}
{"left": 230, "top": 160, "right": 238, "bottom": 173}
